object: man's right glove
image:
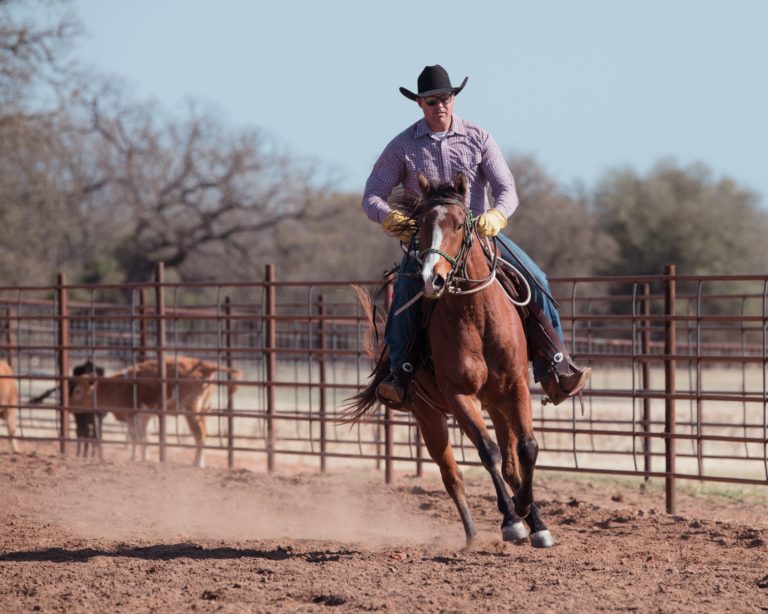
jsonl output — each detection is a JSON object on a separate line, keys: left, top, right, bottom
{"left": 475, "top": 208, "right": 508, "bottom": 237}
{"left": 382, "top": 210, "right": 417, "bottom": 243}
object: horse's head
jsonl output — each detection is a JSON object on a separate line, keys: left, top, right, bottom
{"left": 415, "top": 172, "right": 470, "bottom": 299}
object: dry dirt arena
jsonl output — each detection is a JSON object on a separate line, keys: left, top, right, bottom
{"left": 0, "top": 450, "right": 766, "bottom": 613}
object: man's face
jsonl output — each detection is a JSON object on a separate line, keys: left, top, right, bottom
{"left": 417, "top": 93, "right": 454, "bottom": 128}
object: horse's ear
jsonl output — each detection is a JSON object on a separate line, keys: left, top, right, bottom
{"left": 417, "top": 173, "right": 430, "bottom": 196}
{"left": 453, "top": 172, "right": 467, "bottom": 197}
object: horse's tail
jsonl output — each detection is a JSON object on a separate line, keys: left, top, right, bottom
{"left": 353, "top": 284, "right": 387, "bottom": 360}
{"left": 339, "top": 285, "right": 390, "bottom": 425}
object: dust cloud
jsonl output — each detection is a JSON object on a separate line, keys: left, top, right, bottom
{"left": 39, "top": 460, "right": 447, "bottom": 547}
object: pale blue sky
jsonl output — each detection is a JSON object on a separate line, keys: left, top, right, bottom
{"left": 71, "top": 0, "right": 767, "bottom": 203}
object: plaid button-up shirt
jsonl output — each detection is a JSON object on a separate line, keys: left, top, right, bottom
{"left": 362, "top": 115, "right": 519, "bottom": 224}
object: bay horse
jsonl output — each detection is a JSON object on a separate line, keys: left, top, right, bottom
{"left": 344, "top": 172, "right": 554, "bottom": 549}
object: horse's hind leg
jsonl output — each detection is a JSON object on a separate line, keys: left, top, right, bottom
{"left": 488, "top": 408, "right": 554, "bottom": 548}
{"left": 412, "top": 401, "right": 477, "bottom": 549}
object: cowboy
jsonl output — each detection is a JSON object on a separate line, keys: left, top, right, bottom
{"left": 363, "top": 64, "right": 591, "bottom": 408}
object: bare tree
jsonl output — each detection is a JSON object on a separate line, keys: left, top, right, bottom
{"left": 83, "top": 92, "right": 339, "bottom": 283}
{"left": 0, "top": 106, "right": 116, "bottom": 284}
{"left": 0, "top": 0, "right": 80, "bottom": 120}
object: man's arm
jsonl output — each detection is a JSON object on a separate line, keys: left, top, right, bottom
{"left": 362, "top": 140, "right": 405, "bottom": 224}
{"left": 481, "top": 132, "right": 519, "bottom": 219}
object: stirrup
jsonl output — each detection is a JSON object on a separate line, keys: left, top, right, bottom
{"left": 541, "top": 364, "right": 591, "bottom": 415}
{"left": 541, "top": 361, "right": 591, "bottom": 402}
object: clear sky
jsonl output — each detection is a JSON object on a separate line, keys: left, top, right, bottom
{"left": 71, "top": 0, "right": 767, "bottom": 203}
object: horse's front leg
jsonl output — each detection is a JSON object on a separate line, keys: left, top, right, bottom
{"left": 444, "top": 392, "right": 521, "bottom": 536}
{"left": 500, "top": 386, "right": 539, "bottom": 522}
{"left": 488, "top": 407, "right": 554, "bottom": 548}
{"left": 411, "top": 400, "right": 477, "bottom": 549}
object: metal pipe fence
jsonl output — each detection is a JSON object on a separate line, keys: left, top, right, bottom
{"left": 1, "top": 264, "right": 767, "bottom": 513}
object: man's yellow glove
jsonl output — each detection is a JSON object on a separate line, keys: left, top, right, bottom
{"left": 382, "top": 210, "right": 417, "bottom": 242}
{"left": 475, "top": 208, "right": 507, "bottom": 237}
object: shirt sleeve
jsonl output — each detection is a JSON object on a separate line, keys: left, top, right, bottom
{"left": 362, "top": 139, "right": 405, "bottom": 224}
{"left": 481, "top": 132, "right": 519, "bottom": 218}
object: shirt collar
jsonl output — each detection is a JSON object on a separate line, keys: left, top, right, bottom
{"left": 414, "top": 114, "right": 467, "bottom": 139}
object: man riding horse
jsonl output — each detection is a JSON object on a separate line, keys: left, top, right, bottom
{"left": 362, "top": 64, "right": 591, "bottom": 407}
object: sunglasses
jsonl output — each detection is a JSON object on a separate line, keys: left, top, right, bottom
{"left": 421, "top": 93, "right": 453, "bottom": 106}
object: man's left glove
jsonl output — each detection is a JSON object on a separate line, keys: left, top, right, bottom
{"left": 475, "top": 208, "right": 508, "bottom": 237}
{"left": 382, "top": 210, "right": 417, "bottom": 243}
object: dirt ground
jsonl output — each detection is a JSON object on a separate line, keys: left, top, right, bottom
{"left": 0, "top": 449, "right": 766, "bottom": 613}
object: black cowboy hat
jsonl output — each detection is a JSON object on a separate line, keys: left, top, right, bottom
{"left": 399, "top": 64, "right": 468, "bottom": 101}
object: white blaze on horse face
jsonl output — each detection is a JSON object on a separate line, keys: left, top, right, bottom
{"left": 422, "top": 206, "right": 448, "bottom": 298}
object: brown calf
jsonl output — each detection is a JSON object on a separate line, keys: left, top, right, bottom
{"left": 70, "top": 357, "right": 241, "bottom": 467}
{"left": 0, "top": 359, "right": 19, "bottom": 453}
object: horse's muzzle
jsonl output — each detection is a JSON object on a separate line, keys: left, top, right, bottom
{"left": 423, "top": 273, "right": 447, "bottom": 299}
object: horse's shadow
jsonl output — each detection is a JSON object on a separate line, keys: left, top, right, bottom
{"left": 0, "top": 543, "right": 356, "bottom": 564}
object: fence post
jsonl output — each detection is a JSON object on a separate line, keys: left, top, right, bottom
{"left": 664, "top": 264, "right": 677, "bottom": 514}
{"left": 318, "top": 294, "right": 328, "bottom": 473}
{"left": 138, "top": 288, "right": 149, "bottom": 363}
{"left": 265, "top": 264, "right": 276, "bottom": 473}
{"left": 155, "top": 263, "right": 167, "bottom": 463}
{"left": 57, "top": 273, "right": 70, "bottom": 455}
{"left": 225, "top": 296, "right": 235, "bottom": 471}
{"left": 641, "top": 283, "right": 652, "bottom": 480}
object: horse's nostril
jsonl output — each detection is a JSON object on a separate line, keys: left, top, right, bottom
{"left": 433, "top": 275, "right": 445, "bottom": 290}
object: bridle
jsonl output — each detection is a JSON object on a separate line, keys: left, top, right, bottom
{"left": 417, "top": 197, "right": 473, "bottom": 267}
{"left": 415, "top": 196, "right": 498, "bottom": 297}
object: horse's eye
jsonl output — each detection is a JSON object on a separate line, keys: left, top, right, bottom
{"left": 455, "top": 222, "right": 463, "bottom": 231}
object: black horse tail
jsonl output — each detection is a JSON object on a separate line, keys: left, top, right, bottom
{"left": 339, "top": 285, "right": 390, "bottom": 425}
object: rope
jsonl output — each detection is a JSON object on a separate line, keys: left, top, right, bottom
{"left": 394, "top": 290, "right": 424, "bottom": 316}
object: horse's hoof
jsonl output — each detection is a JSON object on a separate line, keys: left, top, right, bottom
{"left": 529, "top": 530, "right": 555, "bottom": 548}
{"left": 502, "top": 521, "right": 530, "bottom": 542}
